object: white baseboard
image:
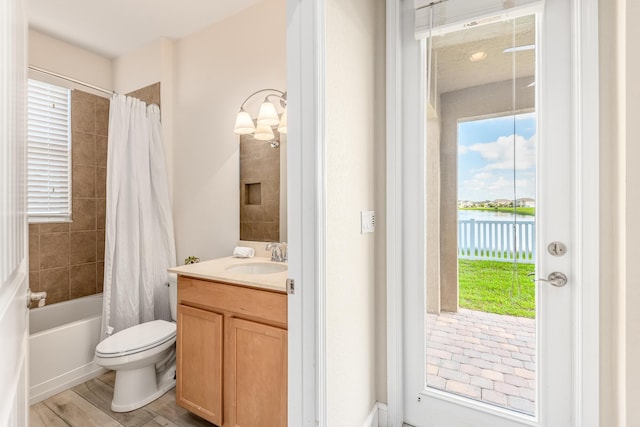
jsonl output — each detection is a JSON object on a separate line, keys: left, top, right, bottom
{"left": 377, "top": 402, "right": 388, "bottom": 426}
{"left": 363, "top": 402, "right": 379, "bottom": 427}
{"left": 363, "top": 402, "right": 389, "bottom": 427}
{"left": 29, "top": 362, "right": 107, "bottom": 405}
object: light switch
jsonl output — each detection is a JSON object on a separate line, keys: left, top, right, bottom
{"left": 361, "top": 210, "right": 375, "bottom": 234}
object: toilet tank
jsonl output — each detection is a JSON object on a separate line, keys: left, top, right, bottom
{"left": 168, "top": 272, "right": 178, "bottom": 321}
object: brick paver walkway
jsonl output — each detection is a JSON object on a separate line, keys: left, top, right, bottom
{"left": 426, "top": 309, "right": 536, "bottom": 415}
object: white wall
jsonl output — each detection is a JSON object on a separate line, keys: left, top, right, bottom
{"left": 28, "top": 29, "right": 112, "bottom": 93}
{"left": 598, "top": 2, "right": 617, "bottom": 423}
{"left": 112, "top": 39, "right": 167, "bottom": 95}
{"left": 621, "top": 1, "right": 640, "bottom": 420}
{"left": 599, "top": 0, "right": 640, "bottom": 424}
{"left": 373, "top": 0, "right": 388, "bottom": 404}
{"left": 325, "top": 0, "right": 384, "bottom": 424}
{"left": 112, "top": 38, "right": 176, "bottom": 200}
{"left": 173, "top": 0, "right": 286, "bottom": 263}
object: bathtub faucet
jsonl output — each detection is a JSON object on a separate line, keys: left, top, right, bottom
{"left": 28, "top": 289, "right": 47, "bottom": 308}
{"left": 266, "top": 242, "right": 287, "bottom": 263}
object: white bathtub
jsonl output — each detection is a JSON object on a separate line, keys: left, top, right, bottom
{"left": 29, "top": 293, "right": 107, "bottom": 405}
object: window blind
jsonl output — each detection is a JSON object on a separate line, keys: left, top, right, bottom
{"left": 27, "top": 79, "right": 72, "bottom": 222}
{"left": 414, "top": 0, "right": 541, "bottom": 40}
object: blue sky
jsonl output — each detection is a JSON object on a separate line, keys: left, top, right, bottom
{"left": 458, "top": 112, "right": 536, "bottom": 202}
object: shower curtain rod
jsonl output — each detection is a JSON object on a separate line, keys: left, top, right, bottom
{"left": 28, "top": 65, "right": 115, "bottom": 96}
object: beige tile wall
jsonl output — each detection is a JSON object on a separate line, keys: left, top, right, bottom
{"left": 29, "top": 89, "right": 109, "bottom": 307}
{"left": 127, "top": 82, "right": 161, "bottom": 107}
{"left": 239, "top": 135, "right": 280, "bottom": 242}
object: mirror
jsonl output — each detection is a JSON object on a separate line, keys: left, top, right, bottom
{"left": 239, "top": 132, "right": 287, "bottom": 243}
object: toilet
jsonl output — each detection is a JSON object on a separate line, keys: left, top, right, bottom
{"left": 94, "top": 273, "right": 178, "bottom": 412}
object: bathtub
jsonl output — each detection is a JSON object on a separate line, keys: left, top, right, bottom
{"left": 29, "top": 293, "right": 107, "bottom": 405}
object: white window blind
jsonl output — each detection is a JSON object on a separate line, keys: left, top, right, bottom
{"left": 27, "top": 79, "right": 72, "bottom": 222}
{"left": 414, "top": 0, "right": 540, "bottom": 39}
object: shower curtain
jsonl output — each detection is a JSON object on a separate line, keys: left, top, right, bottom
{"left": 101, "top": 94, "right": 177, "bottom": 340}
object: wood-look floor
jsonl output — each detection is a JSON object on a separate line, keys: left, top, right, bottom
{"left": 30, "top": 371, "right": 215, "bottom": 427}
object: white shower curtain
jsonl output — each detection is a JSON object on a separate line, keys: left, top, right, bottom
{"left": 101, "top": 94, "right": 177, "bottom": 340}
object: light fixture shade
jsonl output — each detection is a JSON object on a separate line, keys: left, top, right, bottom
{"left": 254, "top": 123, "right": 275, "bottom": 140}
{"left": 277, "top": 106, "right": 287, "bottom": 134}
{"left": 234, "top": 110, "right": 255, "bottom": 134}
{"left": 257, "top": 101, "right": 280, "bottom": 126}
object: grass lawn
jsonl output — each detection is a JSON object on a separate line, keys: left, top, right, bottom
{"left": 459, "top": 207, "right": 535, "bottom": 216}
{"left": 458, "top": 259, "right": 535, "bottom": 318}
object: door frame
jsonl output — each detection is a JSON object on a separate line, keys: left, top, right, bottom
{"left": 286, "top": 0, "right": 327, "bottom": 426}
{"left": 385, "top": 0, "right": 600, "bottom": 426}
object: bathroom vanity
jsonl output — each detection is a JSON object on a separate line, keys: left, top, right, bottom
{"left": 169, "top": 257, "right": 288, "bottom": 427}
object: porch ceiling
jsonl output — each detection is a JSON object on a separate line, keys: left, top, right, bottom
{"left": 433, "top": 15, "right": 536, "bottom": 95}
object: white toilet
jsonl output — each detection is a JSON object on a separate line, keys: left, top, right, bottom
{"left": 94, "top": 273, "right": 178, "bottom": 412}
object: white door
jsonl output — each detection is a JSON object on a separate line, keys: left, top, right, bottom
{"left": 396, "top": 0, "right": 594, "bottom": 425}
{"left": 0, "top": 0, "right": 29, "bottom": 425}
{"left": 286, "top": 0, "right": 323, "bottom": 425}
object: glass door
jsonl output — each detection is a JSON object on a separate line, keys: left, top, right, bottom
{"left": 403, "top": 0, "right": 575, "bottom": 425}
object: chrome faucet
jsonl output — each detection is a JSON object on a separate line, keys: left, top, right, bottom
{"left": 266, "top": 242, "right": 287, "bottom": 262}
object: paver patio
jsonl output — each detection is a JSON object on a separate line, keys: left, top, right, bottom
{"left": 426, "top": 308, "right": 536, "bottom": 415}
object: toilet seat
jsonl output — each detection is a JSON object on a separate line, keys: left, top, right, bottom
{"left": 96, "top": 320, "right": 176, "bottom": 358}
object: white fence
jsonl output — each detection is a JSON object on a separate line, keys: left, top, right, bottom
{"left": 458, "top": 219, "right": 535, "bottom": 263}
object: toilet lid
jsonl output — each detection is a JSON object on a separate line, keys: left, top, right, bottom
{"left": 96, "top": 320, "right": 176, "bottom": 358}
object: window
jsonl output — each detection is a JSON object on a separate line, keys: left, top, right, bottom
{"left": 27, "top": 79, "right": 72, "bottom": 222}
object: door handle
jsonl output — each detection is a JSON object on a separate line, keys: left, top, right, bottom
{"left": 528, "top": 272, "right": 568, "bottom": 287}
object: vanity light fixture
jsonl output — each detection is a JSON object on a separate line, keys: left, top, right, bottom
{"left": 234, "top": 88, "right": 287, "bottom": 148}
{"left": 254, "top": 123, "right": 275, "bottom": 141}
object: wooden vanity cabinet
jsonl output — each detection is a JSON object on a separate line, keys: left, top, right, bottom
{"left": 176, "top": 276, "right": 287, "bottom": 427}
{"left": 226, "top": 317, "right": 287, "bottom": 427}
{"left": 176, "top": 305, "right": 223, "bottom": 425}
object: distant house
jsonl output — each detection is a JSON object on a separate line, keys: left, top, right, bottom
{"left": 516, "top": 198, "right": 536, "bottom": 208}
{"left": 494, "top": 199, "right": 512, "bottom": 207}
{"left": 457, "top": 199, "right": 536, "bottom": 208}
{"left": 458, "top": 201, "right": 474, "bottom": 208}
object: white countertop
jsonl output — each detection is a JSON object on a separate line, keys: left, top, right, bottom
{"left": 168, "top": 256, "right": 288, "bottom": 293}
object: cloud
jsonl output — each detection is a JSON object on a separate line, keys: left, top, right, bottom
{"left": 465, "top": 134, "right": 536, "bottom": 171}
{"left": 470, "top": 171, "right": 493, "bottom": 181}
{"left": 460, "top": 171, "right": 536, "bottom": 201}
{"left": 462, "top": 173, "right": 512, "bottom": 197}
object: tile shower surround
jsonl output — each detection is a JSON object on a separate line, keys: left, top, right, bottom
{"left": 29, "top": 83, "right": 161, "bottom": 308}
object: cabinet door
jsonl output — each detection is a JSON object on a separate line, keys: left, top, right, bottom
{"left": 177, "top": 304, "right": 223, "bottom": 426}
{"left": 225, "top": 318, "right": 287, "bottom": 427}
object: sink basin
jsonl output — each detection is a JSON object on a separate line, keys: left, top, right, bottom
{"left": 225, "top": 262, "right": 287, "bottom": 275}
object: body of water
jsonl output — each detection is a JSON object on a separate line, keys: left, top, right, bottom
{"left": 458, "top": 209, "right": 533, "bottom": 221}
